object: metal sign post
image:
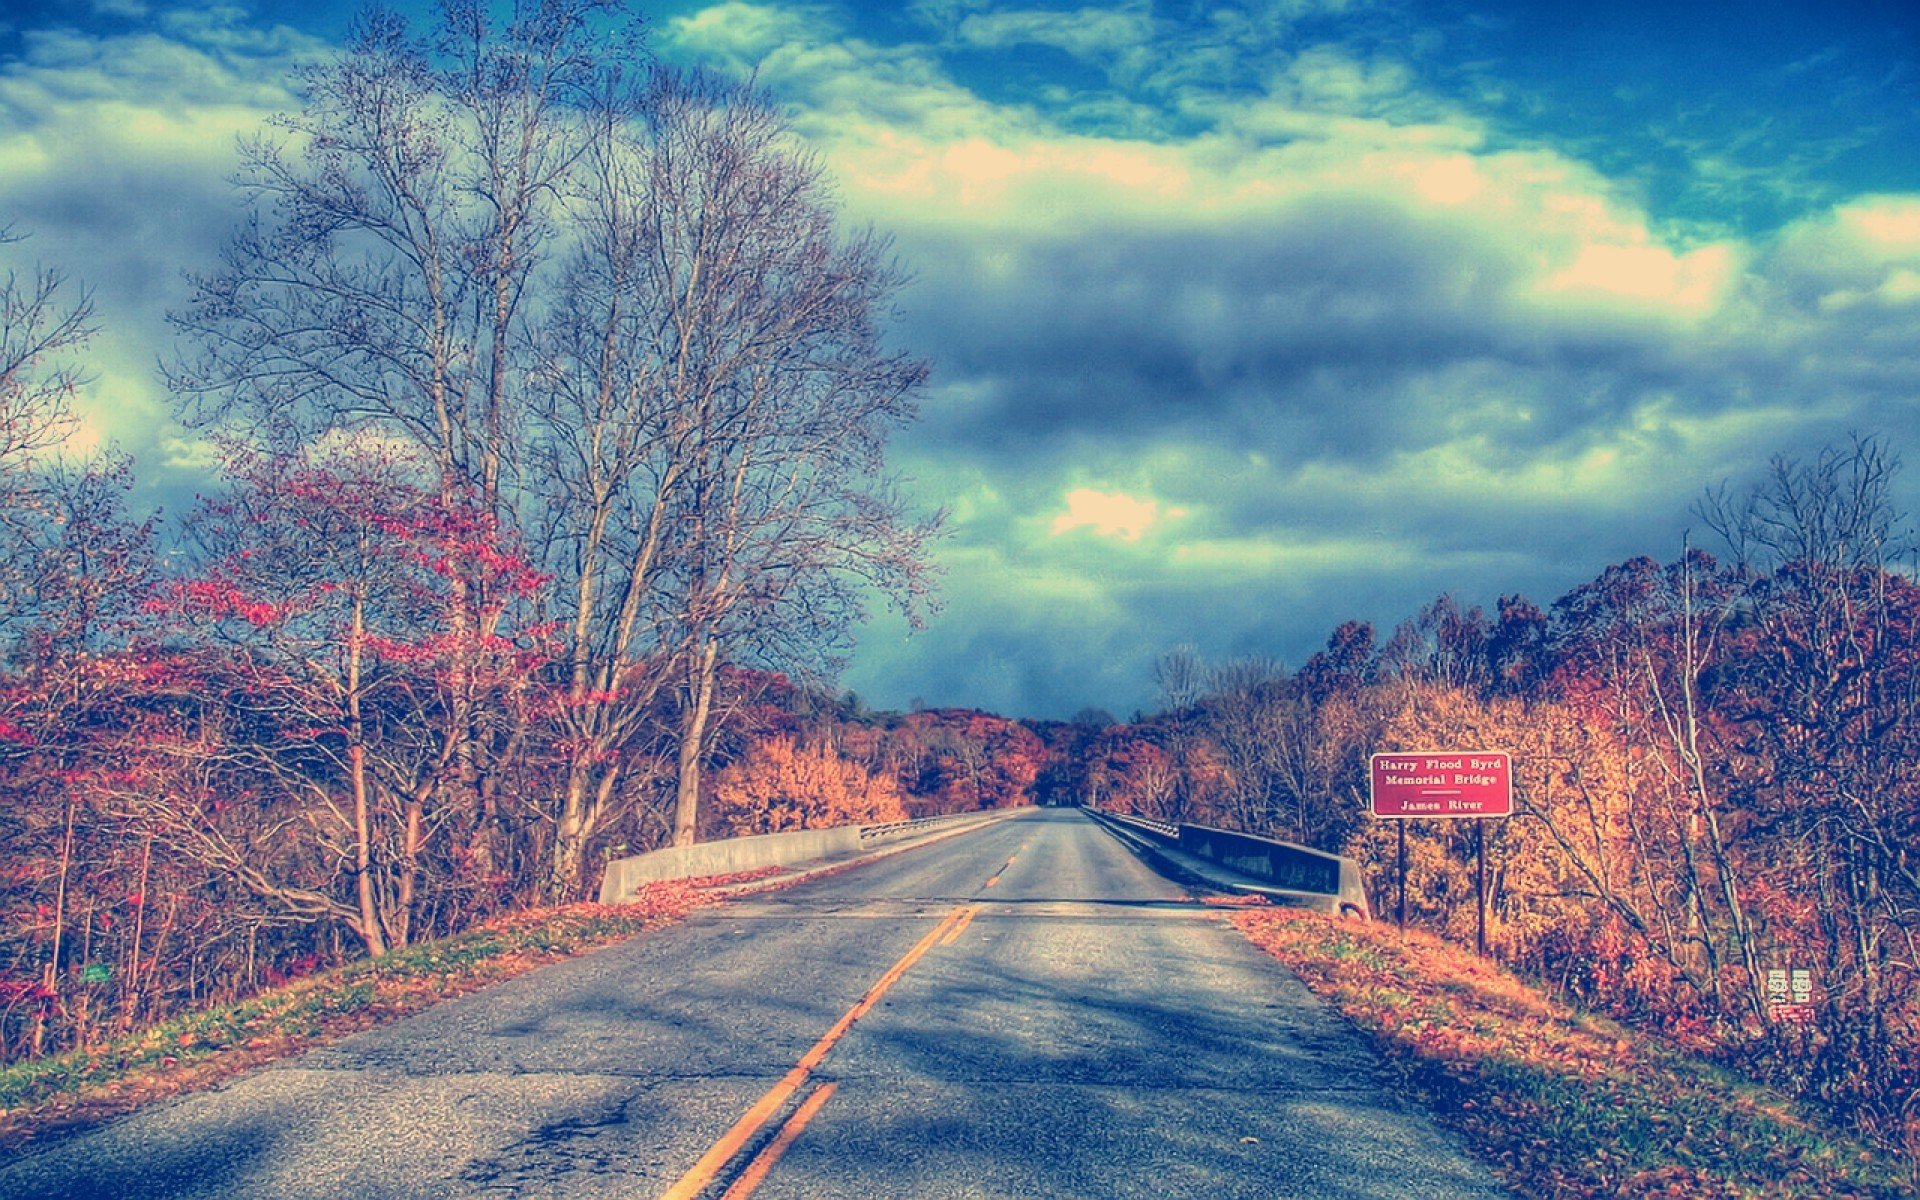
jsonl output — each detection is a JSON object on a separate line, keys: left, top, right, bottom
{"left": 1396, "top": 821, "right": 1407, "bottom": 929}
{"left": 1369, "top": 751, "right": 1513, "bottom": 955}
{"left": 1475, "top": 820, "right": 1487, "bottom": 957}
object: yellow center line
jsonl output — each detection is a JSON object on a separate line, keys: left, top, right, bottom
{"left": 940, "top": 905, "right": 980, "bottom": 945}
{"left": 659, "top": 905, "right": 967, "bottom": 1200}
{"left": 718, "top": 1081, "right": 839, "bottom": 1200}
{"left": 982, "top": 853, "right": 1018, "bottom": 891}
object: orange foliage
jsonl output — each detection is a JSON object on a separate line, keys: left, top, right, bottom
{"left": 710, "top": 736, "right": 908, "bottom": 835}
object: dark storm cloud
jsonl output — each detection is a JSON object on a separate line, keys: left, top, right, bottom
{"left": 854, "top": 177, "right": 1920, "bottom": 713}
{"left": 894, "top": 197, "right": 1726, "bottom": 475}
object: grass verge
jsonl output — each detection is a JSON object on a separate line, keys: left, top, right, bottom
{"left": 1233, "top": 907, "right": 1916, "bottom": 1199}
{"left": 0, "top": 876, "right": 753, "bottom": 1151}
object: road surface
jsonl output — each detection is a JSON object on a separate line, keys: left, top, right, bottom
{"left": 0, "top": 808, "right": 1508, "bottom": 1199}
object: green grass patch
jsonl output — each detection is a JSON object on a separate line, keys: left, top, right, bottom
{"left": 1235, "top": 909, "right": 1916, "bottom": 1200}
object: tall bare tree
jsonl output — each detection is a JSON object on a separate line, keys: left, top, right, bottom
{"left": 175, "top": 8, "right": 937, "bottom": 899}
{"left": 169, "top": 0, "right": 638, "bottom": 890}
{"left": 0, "top": 227, "right": 96, "bottom": 635}
{"left": 170, "top": 0, "right": 636, "bottom": 498}
{"left": 529, "top": 70, "right": 935, "bottom": 887}
{"left": 1703, "top": 435, "right": 1920, "bottom": 1118}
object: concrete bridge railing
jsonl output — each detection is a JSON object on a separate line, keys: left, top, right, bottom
{"left": 1089, "top": 807, "right": 1370, "bottom": 920}
{"left": 597, "top": 810, "right": 1010, "bottom": 904}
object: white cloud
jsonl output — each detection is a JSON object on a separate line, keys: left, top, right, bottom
{"left": 1050, "top": 487, "right": 1185, "bottom": 541}
{"left": 1837, "top": 196, "right": 1920, "bottom": 251}
{"left": 1538, "top": 241, "right": 1741, "bottom": 319}
{"left": 955, "top": 6, "right": 1153, "bottom": 61}
{"left": 0, "top": 11, "right": 317, "bottom": 501}
{"left": 666, "top": 2, "right": 834, "bottom": 63}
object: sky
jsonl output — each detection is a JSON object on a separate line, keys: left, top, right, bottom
{"left": 3, "top": 0, "right": 1920, "bottom": 718}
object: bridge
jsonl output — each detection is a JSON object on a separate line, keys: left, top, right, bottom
{"left": 0, "top": 809, "right": 1506, "bottom": 1199}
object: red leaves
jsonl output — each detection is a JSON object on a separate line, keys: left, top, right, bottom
{"left": 0, "top": 979, "right": 58, "bottom": 1005}
{"left": 151, "top": 576, "right": 292, "bottom": 628}
{"left": 162, "top": 442, "right": 556, "bottom": 691}
{"left": 360, "top": 633, "right": 437, "bottom": 664}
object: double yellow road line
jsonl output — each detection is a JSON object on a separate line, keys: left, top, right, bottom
{"left": 661, "top": 903, "right": 984, "bottom": 1200}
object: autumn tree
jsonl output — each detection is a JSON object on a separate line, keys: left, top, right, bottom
{"left": 710, "top": 735, "right": 906, "bottom": 835}
{"left": 148, "top": 441, "right": 547, "bottom": 956}
{"left": 1381, "top": 594, "right": 1491, "bottom": 700}
{"left": 0, "top": 508, "right": 161, "bottom": 1056}
{"left": 168, "top": 0, "right": 640, "bottom": 889}
{"left": 1702, "top": 435, "right": 1920, "bottom": 1125}
{"left": 1538, "top": 551, "right": 1772, "bottom": 1023}
{"left": 1150, "top": 644, "right": 1208, "bottom": 821}
{"left": 174, "top": 8, "right": 937, "bottom": 896}
{"left": 0, "top": 228, "right": 182, "bottom": 1059}
{"left": 520, "top": 66, "right": 936, "bottom": 880}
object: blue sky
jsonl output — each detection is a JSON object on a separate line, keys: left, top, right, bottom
{"left": 4, "top": 1, "right": 1920, "bottom": 717}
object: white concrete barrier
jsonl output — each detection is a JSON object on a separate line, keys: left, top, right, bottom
{"left": 597, "top": 826, "right": 861, "bottom": 903}
{"left": 597, "top": 810, "right": 1018, "bottom": 904}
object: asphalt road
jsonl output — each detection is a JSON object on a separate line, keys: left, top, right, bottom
{"left": 0, "top": 808, "right": 1509, "bottom": 1199}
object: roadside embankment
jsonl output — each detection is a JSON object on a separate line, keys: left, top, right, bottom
{"left": 0, "top": 881, "right": 723, "bottom": 1151}
{"left": 1233, "top": 907, "right": 1916, "bottom": 1200}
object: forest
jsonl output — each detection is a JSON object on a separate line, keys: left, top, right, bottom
{"left": 0, "top": 0, "right": 1916, "bottom": 1174}
{"left": 1081, "top": 436, "right": 1920, "bottom": 1161}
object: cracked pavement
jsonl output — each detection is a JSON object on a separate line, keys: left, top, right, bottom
{"left": 0, "top": 809, "right": 1508, "bottom": 1199}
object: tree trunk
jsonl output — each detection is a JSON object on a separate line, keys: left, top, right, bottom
{"left": 346, "top": 597, "right": 388, "bottom": 958}
{"left": 672, "top": 641, "right": 719, "bottom": 847}
{"left": 548, "top": 766, "right": 594, "bottom": 902}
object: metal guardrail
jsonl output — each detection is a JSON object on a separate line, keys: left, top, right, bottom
{"left": 1096, "top": 810, "right": 1179, "bottom": 840}
{"left": 1179, "top": 823, "right": 1343, "bottom": 899}
{"left": 1087, "top": 806, "right": 1370, "bottom": 920}
{"left": 858, "top": 811, "right": 999, "bottom": 842}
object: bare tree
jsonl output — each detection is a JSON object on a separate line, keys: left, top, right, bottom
{"left": 1202, "top": 657, "right": 1289, "bottom": 835}
{"left": 169, "top": 0, "right": 633, "bottom": 893}
{"left": 1702, "top": 434, "right": 1920, "bottom": 1118}
{"left": 170, "top": 0, "right": 637, "bottom": 500}
{"left": 175, "top": 9, "right": 937, "bottom": 899}
{"left": 1151, "top": 643, "right": 1206, "bottom": 821}
{"left": 0, "top": 229, "right": 90, "bottom": 473}
{"left": 0, "top": 227, "right": 97, "bottom": 635}
{"left": 529, "top": 69, "right": 935, "bottom": 885}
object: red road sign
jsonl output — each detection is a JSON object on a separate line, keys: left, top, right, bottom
{"left": 1370, "top": 751, "right": 1512, "bottom": 818}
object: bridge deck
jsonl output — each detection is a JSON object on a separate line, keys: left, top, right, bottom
{"left": 0, "top": 809, "right": 1506, "bottom": 1200}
